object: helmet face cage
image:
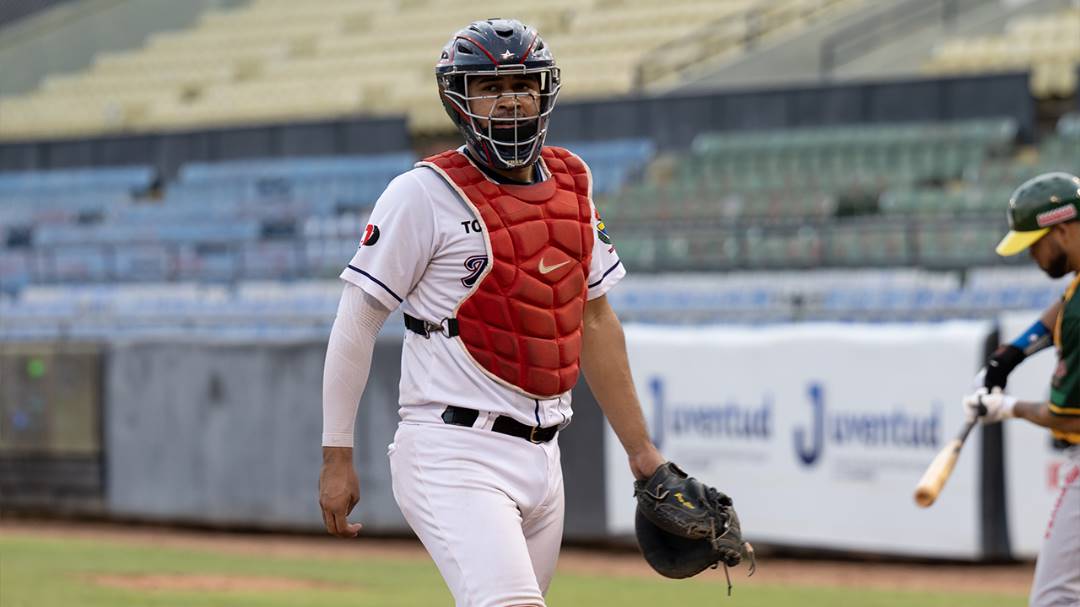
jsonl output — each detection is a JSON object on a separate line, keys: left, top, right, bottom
{"left": 440, "top": 66, "right": 561, "bottom": 170}
{"left": 436, "top": 19, "right": 560, "bottom": 171}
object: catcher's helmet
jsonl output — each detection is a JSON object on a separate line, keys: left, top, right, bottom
{"left": 997, "top": 171, "right": 1080, "bottom": 256}
{"left": 436, "top": 18, "right": 560, "bottom": 171}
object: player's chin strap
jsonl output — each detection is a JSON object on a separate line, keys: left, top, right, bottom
{"left": 404, "top": 313, "right": 459, "bottom": 339}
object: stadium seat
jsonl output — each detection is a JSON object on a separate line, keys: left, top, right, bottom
{"left": 0, "top": 0, "right": 867, "bottom": 138}
{"left": 924, "top": 7, "right": 1080, "bottom": 97}
{"left": 138, "top": 80, "right": 365, "bottom": 130}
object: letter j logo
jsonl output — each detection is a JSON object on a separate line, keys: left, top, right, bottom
{"left": 793, "top": 383, "right": 825, "bottom": 466}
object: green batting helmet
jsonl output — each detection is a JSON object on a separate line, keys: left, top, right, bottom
{"left": 996, "top": 172, "right": 1080, "bottom": 256}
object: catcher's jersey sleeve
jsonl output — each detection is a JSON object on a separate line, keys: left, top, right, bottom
{"left": 340, "top": 172, "right": 437, "bottom": 310}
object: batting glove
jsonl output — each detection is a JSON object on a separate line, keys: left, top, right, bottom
{"left": 962, "top": 387, "right": 1017, "bottom": 424}
{"left": 984, "top": 345, "right": 1025, "bottom": 390}
{"left": 962, "top": 387, "right": 988, "bottom": 422}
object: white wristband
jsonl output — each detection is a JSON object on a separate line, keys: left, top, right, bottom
{"left": 1000, "top": 395, "right": 1018, "bottom": 419}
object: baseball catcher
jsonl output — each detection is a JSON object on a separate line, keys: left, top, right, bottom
{"left": 634, "top": 462, "right": 755, "bottom": 593}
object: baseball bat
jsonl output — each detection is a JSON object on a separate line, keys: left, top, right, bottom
{"left": 913, "top": 417, "right": 978, "bottom": 508}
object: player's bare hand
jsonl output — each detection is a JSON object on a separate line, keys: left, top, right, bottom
{"left": 628, "top": 444, "right": 665, "bottom": 481}
{"left": 319, "top": 447, "right": 363, "bottom": 538}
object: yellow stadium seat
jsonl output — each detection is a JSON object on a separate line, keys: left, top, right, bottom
{"left": 571, "top": 3, "right": 745, "bottom": 32}
{"left": 136, "top": 79, "right": 364, "bottom": 131}
{"left": 40, "top": 64, "right": 238, "bottom": 97}
{"left": 924, "top": 6, "right": 1080, "bottom": 78}
{"left": 92, "top": 43, "right": 291, "bottom": 75}
{"left": 146, "top": 21, "right": 343, "bottom": 53}
{"left": 0, "top": 0, "right": 867, "bottom": 137}
{"left": 259, "top": 57, "right": 431, "bottom": 96}
{"left": 1031, "top": 62, "right": 1078, "bottom": 98}
{"left": 0, "top": 95, "right": 151, "bottom": 138}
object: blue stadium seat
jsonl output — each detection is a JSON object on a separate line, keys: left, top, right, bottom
{"left": 112, "top": 246, "right": 172, "bottom": 282}
{"left": 552, "top": 138, "right": 656, "bottom": 196}
{"left": 178, "top": 153, "right": 415, "bottom": 183}
{"left": 240, "top": 242, "right": 302, "bottom": 279}
{"left": 0, "top": 251, "right": 30, "bottom": 292}
{"left": 168, "top": 154, "right": 416, "bottom": 215}
{"left": 34, "top": 221, "right": 260, "bottom": 246}
{"left": 186, "top": 251, "right": 240, "bottom": 281}
{"left": 49, "top": 248, "right": 109, "bottom": 282}
{"left": 0, "top": 166, "right": 154, "bottom": 193}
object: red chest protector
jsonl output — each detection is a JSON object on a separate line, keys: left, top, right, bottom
{"left": 417, "top": 147, "right": 594, "bottom": 399}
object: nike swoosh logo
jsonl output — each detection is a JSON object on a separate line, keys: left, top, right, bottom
{"left": 538, "top": 259, "right": 571, "bottom": 275}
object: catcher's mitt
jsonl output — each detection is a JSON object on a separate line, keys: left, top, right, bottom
{"left": 634, "top": 462, "right": 755, "bottom": 591}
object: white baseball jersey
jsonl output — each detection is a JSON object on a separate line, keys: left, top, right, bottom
{"left": 340, "top": 153, "right": 625, "bottom": 429}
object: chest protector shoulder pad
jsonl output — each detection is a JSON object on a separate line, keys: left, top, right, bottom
{"left": 417, "top": 147, "right": 594, "bottom": 399}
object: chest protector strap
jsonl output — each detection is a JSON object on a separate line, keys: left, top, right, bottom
{"left": 416, "top": 147, "right": 594, "bottom": 399}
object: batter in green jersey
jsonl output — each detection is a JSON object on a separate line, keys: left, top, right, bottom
{"left": 1051, "top": 273, "right": 1080, "bottom": 444}
{"left": 964, "top": 172, "right": 1080, "bottom": 606}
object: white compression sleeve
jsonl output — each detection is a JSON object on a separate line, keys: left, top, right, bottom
{"left": 321, "top": 283, "right": 392, "bottom": 447}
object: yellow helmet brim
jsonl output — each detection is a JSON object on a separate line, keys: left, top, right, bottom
{"left": 995, "top": 227, "right": 1049, "bottom": 256}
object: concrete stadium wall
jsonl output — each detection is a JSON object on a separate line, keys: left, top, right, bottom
{"left": 105, "top": 338, "right": 387, "bottom": 531}
{"left": 102, "top": 336, "right": 610, "bottom": 539}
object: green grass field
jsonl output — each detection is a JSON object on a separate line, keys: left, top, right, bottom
{"left": 0, "top": 533, "right": 1025, "bottom": 607}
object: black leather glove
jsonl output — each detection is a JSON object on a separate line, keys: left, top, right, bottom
{"left": 984, "top": 344, "right": 1025, "bottom": 390}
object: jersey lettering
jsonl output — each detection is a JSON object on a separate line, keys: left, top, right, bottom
{"left": 461, "top": 255, "right": 488, "bottom": 288}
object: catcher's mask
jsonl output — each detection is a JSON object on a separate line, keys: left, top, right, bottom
{"left": 436, "top": 18, "right": 560, "bottom": 171}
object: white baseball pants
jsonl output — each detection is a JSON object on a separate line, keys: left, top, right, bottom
{"left": 389, "top": 420, "right": 564, "bottom": 607}
{"left": 1030, "top": 445, "right": 1080, "bottom": 607}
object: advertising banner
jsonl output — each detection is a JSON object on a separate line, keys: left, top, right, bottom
{"left": 606, "top": 322, "right": 991, "bottom": 558}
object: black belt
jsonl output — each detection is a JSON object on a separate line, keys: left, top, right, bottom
{"left": 442, "top": 405, "right": 558, "bottom": 444}
{"left": 405, "top": 313, "right": 459, "bottom": 338}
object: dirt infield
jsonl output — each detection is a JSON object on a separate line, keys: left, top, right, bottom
{"left": 0, "top": 520, "right": 1035, "bottom": 596}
